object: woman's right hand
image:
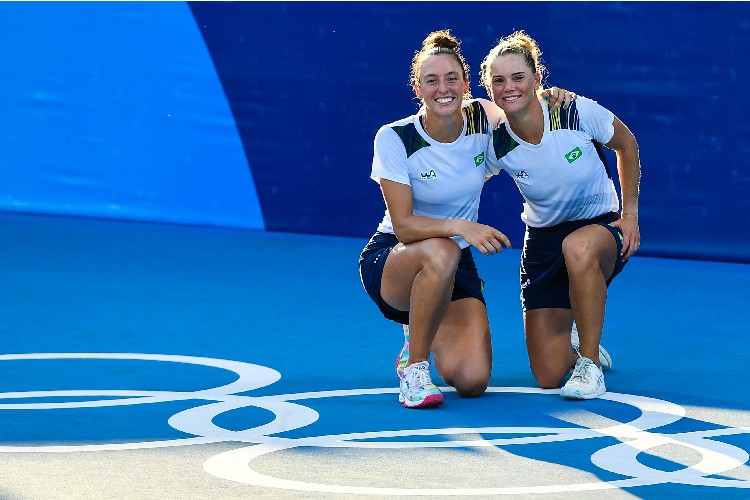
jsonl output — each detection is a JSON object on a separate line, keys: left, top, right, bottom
{"left": 540, "top": 87, "right": 577, "bottom": 110}
{"left": 457, "top": 220, "right": 511, "bottom": 256}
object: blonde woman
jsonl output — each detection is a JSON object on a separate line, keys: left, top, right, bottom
{"left": 481, "top": 31, "right": 641, "bottom": 400}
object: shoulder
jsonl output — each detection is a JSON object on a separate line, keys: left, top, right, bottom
{"left": 375, "top": 115, "right": 430, "bottom": 159}
{"left": 375, "top": 115, "right": 416, "bottom": 143}
{"left": 376, "top": 114, "right": 414, "bottom": 137}
{"left": 569, "top": 95, "right": 613, "bottom": 118}
{"left": 473, "top": 97, "right": 501, "bottom": 115}
{"left": 465, "top": 98, "right": 505, "bottom": 129}
{"left": 545, "top": 95, "right": 613, "bottom": 135}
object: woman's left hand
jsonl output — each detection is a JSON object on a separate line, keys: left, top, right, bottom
{"left": 610, "top": 213, "right": 640, "bottom": 261}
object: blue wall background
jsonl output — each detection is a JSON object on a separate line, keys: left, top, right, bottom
{"left": 1, "top": 2, "right": 748, "bottom": 263}
{"left": 0, "top": 2, "right": 264, "bottom": 229}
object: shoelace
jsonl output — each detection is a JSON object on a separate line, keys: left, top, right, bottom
{"left": 569, "top": 359, "right": 591, "bottom": 385}
{"left": 406, "top": 364, "right": 431, "bottom": 387}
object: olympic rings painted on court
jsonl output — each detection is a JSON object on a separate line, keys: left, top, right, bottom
{"left": 1, "top": 352, "right": 749, "bottom": 495}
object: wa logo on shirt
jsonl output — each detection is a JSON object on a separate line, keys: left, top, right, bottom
{"left": 565, "top": 147, "right": 583, "bottom": 164}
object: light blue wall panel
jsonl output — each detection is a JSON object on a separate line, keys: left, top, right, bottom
{"left": 0, "top": 2, "right": 264, "bottom": 229}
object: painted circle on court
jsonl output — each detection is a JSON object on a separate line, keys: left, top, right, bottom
{"left": 0, "top": 352, "right": 748, "bottom": 494}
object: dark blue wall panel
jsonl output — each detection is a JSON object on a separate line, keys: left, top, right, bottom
{"left": 191, "top": 1, "right": 750, "bottom": 262}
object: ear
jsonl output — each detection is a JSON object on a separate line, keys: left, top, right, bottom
{"left": 534, "top": 72, "right": 542, "bottom": 90}
{"left": 413, "top": 84, "right": 422, "bottom": 99}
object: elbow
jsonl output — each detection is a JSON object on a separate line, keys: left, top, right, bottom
{"left": 392, "top": 227, "right": 416, "bottom": 244}
{"left": 629, "top": 135, "right": 640, "bottom": 156}
{"left": 615, "top": 137, "right": 640, "bottom": 163}
{"left": 391, "top": 217, "right": 421, "bottom": 245}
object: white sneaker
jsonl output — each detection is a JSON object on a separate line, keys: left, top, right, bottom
{"left": 399, "top": 361, "right": 444, "bottom": 409}
{"left": 561, "top": 357, "right": 606, "bottom": 400}
{"left": 571, "top": 322, "right": 612, "bottom": 371}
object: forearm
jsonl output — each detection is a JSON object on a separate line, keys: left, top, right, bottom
{"left": 617, "top": 144, "right": 641, "bottom": 217}
{"left": 392, "top": 215, "right": 463, "bottom": 244}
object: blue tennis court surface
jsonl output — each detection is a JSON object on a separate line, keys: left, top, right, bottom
{"left": 1, "top": 212, "right": 748, "bottom": 498}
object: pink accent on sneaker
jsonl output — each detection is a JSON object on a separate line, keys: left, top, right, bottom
{"left": 402, "top": 393, "right": 444, "bottom": 409}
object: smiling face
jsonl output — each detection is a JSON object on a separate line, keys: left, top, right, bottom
{"left": 414, "top": 53, "right": 469, "bottom": 118}
{"left": 487, "top": 53, "right": 541, "bottom": 116}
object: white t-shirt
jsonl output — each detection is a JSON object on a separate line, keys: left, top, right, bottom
{"left": 486, "top": 96, "right": 620, "bottom": 228}
{"left": 371, "top": 99, "right": 502, "bottom": 248}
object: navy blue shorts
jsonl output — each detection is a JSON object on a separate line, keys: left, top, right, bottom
{"left": 359, "top": 232, "right": 486, "bottom": 325}
{"left": 521, "top": 212, "right": 626, "bottom": 311}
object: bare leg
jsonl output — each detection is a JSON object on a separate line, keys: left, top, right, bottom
{"left": 525, "top": 308, "right": 576, "bottom": 388}
{"left": 562, "top": 225, "right": 618, "bottom": 365}
{"left": 430, "top": 297, "right": 492, "bottom": 397}
{"left": 380, "top": 237, "right": 461, "bottom": 367}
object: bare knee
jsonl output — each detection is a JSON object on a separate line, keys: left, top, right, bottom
{"left": 561, "top": 235, "right": 597, "bottom": 274}
{"left": 437, "top": 361, "right": 490, "bottom": 398}
{"left": 418, "top": 238, "right": 461, "bottom": 277}
{"left": 532, "top": 365, "right": 568, "bottom": 389}
{"left": 456, "top": 378, "right": 489, "bottom": 398}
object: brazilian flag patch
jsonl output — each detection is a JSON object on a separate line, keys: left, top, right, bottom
{"left": 565, "top": 147, "right": 583, "bottom": 163}
{"left": 474, "top": 152, "right": 485, "bottom": 167}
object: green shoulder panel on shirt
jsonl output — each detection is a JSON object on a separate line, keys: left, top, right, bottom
{"left": 492, "top": 123, "right": 518, "bottom": 160}
{"left": 391, "top": 123, "right": 430, "bottom": 159}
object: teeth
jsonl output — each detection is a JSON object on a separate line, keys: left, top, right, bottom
{"left": 436, "top": 97, "right": 453, "bottom": 104}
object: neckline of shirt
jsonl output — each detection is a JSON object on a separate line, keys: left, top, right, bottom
{"left": 503, "top": 98, "right": 548, "bottom": 149}
{"left": 415, "top": 107, "right": 468, "bottom": 148}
